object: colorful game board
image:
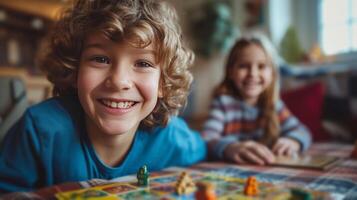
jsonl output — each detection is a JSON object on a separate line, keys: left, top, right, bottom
{"left": 55, "top": 167, "right": 332, "bottom": 200}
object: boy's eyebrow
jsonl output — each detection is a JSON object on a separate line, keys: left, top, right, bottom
{"left": 82, "top": 43, "right": 106, "bottom": 50}
{"left": 83, "top": 43, "right": 156, "bottom": 55}
{"left": 128, "top": 48, "right": 156, "bottom": 55}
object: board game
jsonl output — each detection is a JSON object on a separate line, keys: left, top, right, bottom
{"left": 55, "top": 166, "right": 332, "bottom": 200}
{"left": 271, "top": 154, "right": 341, "bottom": 170}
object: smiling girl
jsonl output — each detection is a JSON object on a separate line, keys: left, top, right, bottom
{"left": 202, "top": 36, "right": 311, "bottom": 165}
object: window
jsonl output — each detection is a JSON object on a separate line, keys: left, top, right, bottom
{"left": 319, "top": 0, "right": 357, "bottom": 55}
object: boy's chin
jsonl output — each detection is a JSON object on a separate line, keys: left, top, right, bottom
{"left": 99, "top": 122, "right": 138, "bottom": 136}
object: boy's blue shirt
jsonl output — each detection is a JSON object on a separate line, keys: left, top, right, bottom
{"left": 0, "top": 96, "right": 206, "bottom": 193}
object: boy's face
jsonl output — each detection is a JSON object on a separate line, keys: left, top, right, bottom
{"left": 77, "top": 32, "right": 161, "bottom": 137}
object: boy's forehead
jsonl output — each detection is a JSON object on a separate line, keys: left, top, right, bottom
{"left": 83, "top": 32, "right": 157, "bottom": 53}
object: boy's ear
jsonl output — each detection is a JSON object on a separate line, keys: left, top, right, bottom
{"left": 158, "top": 78, "right": 164, "bottom": 98}
{"left": 158, "top": 86, "right": 164, "bottom": 98}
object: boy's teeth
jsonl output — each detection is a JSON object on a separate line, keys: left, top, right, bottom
{"left": 111, "top": 102, "right": 117, "bottom": 107}
{"left": 103, "top": 100, "right": 134, "bottom": 108}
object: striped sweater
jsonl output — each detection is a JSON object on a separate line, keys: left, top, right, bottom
{"left": 202, "top": 95, "right": 312, "bottom": 159}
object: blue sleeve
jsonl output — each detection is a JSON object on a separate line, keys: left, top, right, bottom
{"left": 278, "top": 101, "right": 312, "bottom": 151}
{"left": 0, "top": 111, "right": 41, "bottom": 193}
{"left": 166, "top": 117, "right": 207, "bottom": 166}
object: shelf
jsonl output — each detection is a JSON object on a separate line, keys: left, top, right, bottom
{"left": 280, "top": 61, "right": 357, "bottom": 79}
{"left": 0, "top": 0, "right": 66, "bottom": 20}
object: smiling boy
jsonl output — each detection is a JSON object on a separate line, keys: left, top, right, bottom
{"left": 0, "top": 0, "right": 206, "bottom": 193}
{"left": 78, "top": 32, "right": 163, "bottom": 166}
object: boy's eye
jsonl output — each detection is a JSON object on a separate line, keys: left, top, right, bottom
{"left": 90, "top": 56, "right": 110, "bottom": 64}
{"left": 135, "top": 60, "right": 154, "bottom": 68}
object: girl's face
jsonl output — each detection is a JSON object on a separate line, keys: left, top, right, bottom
{"left": 230, "top": 44, "right": 273, "bottom": 105}
{"left": 77, "top": 32, "right": 161, "bottom": 137}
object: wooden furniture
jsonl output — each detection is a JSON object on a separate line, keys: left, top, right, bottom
{"left": 0, "top": 67, "right": 52, "bottom": 104}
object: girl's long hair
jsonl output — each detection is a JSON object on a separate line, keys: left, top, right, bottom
{"left": 214, "top": 37, "right": 280, "bottom": 146}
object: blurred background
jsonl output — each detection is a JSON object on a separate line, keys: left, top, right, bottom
{"left": 0, "top": 0, "right": 356, "bottom": 143}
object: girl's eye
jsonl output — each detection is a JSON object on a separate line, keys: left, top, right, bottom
{"left": 90, "top": 56, "right": 110, "bottom": 64}
{"left": 259, "top": 64, "right": 266, "bottom": 69}
{"left": 135, "top": 60, "right": 154, "bottom": 68}
{"left": 238, "top": 63, "right": 249, "bottom": 68}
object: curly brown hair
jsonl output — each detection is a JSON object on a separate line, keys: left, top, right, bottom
{"left": 37, "top": 0, "right": 194, "bottom": 127}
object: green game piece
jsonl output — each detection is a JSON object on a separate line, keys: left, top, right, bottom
{"left": 137, "top": 165, "right": 149, "bottom": 187}
{"left": 290, "top": 188, "right": 313, "bottom": 200}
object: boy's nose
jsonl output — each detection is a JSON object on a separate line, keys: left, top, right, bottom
{"left": 105, "top": 67, "right": 133, "bottom": 90}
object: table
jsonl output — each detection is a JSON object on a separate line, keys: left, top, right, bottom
{"left": 2, "top": 143, "right": 357, "bottom": 199}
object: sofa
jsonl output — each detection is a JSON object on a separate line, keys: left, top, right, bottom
{"left": 280, "top": 62, "right": 357, "bottom": 143}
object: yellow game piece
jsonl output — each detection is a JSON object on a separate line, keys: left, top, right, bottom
{"left": 175, "top": 171, "right": 196, "bottom": 195}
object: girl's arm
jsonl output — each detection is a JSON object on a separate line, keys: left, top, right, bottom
{"left": 201, "top": 97, "right": 225, "bottom": 141}
{"left": 201, "top": 96, "right": 242, "bottom": 159}
{"left": 277, "top": 100, "right": 312, "bottom": 152}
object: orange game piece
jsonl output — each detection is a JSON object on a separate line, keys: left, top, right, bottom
{"left": 195, "top": 181, "right": 216, "bottom": 200}
{"left": 244, "top": 176, "right": 259, "bottom": 196}
{"left": 351, "top": 141, "right": 357, "bottom": 159}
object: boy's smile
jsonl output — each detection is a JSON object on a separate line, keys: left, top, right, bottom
{"left": 99, "top": 98, "right": 138, "bottom": 113}
{"left": 100, "top": 98, "right": 136, "bottom": 109}
{"left": 77, "top": 32, "right": 161, "bottom": 139}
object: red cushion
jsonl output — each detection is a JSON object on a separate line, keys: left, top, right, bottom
{"left": 281, "top": 82, "right": 329, "bottom": 141}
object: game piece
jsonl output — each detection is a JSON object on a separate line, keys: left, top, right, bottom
{"left": 175, "top": 171, "right": 196, "bottom": 195}
{"left": 350, "top": 141, "right": 357, "bottom": 159}
{"left": 137, "top": 165, "right": 149, "bottom": 187}
{"left": 195, "top": 181, "right": 216, "bottom": 200}
{"left": 290, "top": 188, "right": 313, "bottom": 200}
{"left": 55, "top": 167, "right": 332, "bottom": 199}
{"left": 244, "top": 176, "right": 259, "bottom": 196}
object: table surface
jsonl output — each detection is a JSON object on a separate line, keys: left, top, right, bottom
{"left": 2, "top": 142, "right": 357, "bottom": 199}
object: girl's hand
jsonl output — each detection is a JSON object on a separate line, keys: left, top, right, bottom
{"left": 223, "top": 140, "right": 275, "bottom": 165}
{"left": 272, "top": 137, "right": 301, "bottom": 156}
